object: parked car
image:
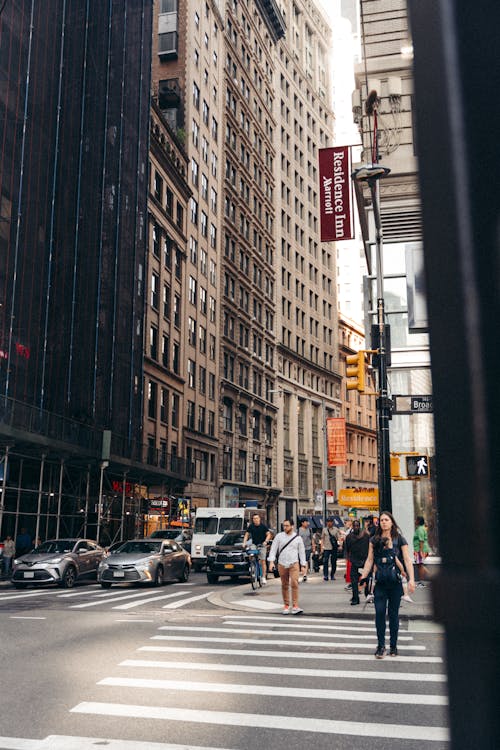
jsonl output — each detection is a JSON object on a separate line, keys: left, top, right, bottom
{"left": 98, "top": 538, "right": 190, "bottom": 587}
{"left": 11, "top": 538, "right": 104, "bottom": 589}
{"left": 205, "top": 530, "right": 250, "bottom": 584}
{"left": 149, "top": 528, "right": 192, "bottom": 554}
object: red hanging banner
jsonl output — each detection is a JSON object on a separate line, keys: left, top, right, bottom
{"left": 326, "top": 417, "right": 347, "bottom": 466}
{"left": 318, "top": 146, "right": 354, "bottom": 242}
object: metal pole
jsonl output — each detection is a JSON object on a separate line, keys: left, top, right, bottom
{"left": 35, "top": 454, "right": 46, "bottom": 544}
{"left": 321, "top": 399, "right": 328, "bottom": 522}
{"left": 96, "top": 460, "right": 108, "bottom": 544}
{"left": 0, "top": 446, "right": 9, "bottom": 536}
{"left": 55, "top": 459, "right": 64, "bottom": 538}
{"left": 120, "top": 471, "right": 127, "bottom": 541}
{"left": 370, "top": 179, "right": 392, "bottom": 514}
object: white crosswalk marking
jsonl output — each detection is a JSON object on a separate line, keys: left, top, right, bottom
{"left": 156, "top": 624, "right": 413, "bottom": 640}
{"left": 119, "top": 658, "right": 447, "bottom": 682}
{"left": 162, "top": 592, "right": 212, "bottom": 608}
{"left": 151, "top": 634, "right": 425, "bottom": 650}
{"left": 98, "top": 675, "right": 447, "bottom": 706}
{"left": 71, "top": 703, "right": 449, "bottom": 742}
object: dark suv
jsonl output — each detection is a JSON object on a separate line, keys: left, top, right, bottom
{"left": 206, "top": 531, "right": 248, "bottom": 584}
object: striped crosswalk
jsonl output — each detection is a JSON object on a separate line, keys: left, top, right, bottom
{"left": 65, "top": 613, "right": 449, "bottom": 748}
{"left": 0, "top": 583, "right": 210, "bottom": 612}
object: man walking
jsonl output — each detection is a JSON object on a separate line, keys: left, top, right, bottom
{"left": 268, "top": 519, "right": 306, "bottom": 615}
{"left": 298, "top": 518, "right": 315, "bottom": 580}
{"left": 243, "top": 513, "right": 272, "bottom": 584}
{"left": 345, "top": 520, "right": 370, "bottom": 605}
{"left": 320, "top": 517, "right": 340, "bottom": 581}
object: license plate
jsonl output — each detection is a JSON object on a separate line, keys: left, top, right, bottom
{"left": 24, "top": 571, "right": 35, "bottom": 578}
{"left": 113, "top": 570, "right": 125, "bottom": 577}
{"left": 224, "top": 564, "right": 235, "bottom": 570}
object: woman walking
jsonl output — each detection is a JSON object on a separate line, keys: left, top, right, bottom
{"left": 359, "top": 511, "right": 415, "bottom": 658}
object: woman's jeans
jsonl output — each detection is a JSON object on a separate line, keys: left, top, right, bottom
{"left": 374, "top": 582, "right": 403, "bottom": 648}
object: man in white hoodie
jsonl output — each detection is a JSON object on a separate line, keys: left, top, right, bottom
{"left": 268, "top": 519, "right": 307, "bottom": 615}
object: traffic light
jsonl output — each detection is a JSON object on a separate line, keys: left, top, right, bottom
{"left": 406, "top": 455, "right": 430, "bottom": 478}
{"left": 346, "top": 351, "right": 365, "bottom": 392}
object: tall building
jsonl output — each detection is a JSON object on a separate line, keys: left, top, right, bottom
{"left": 273, "top": 0, "right": 341, "bottom": 523}
{"left": 351, "top": 0, "right": 437, "bottom": 547}
{"left": 151, "top": 0, "right": 341, "bottom": 526}
{"left": 0, "top": 0, "right": 155, "bottom": 543}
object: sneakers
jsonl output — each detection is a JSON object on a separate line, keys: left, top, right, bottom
{"left": 375, "top": 646, "right": 386, "bottom": 659}
{"left": 350, "top": 599, "right": 360, "bottom": 606}
{"left": 261, "top": 576, "right": 267, "bottom": 585}
{"left": 301, "top": 575, "right": 307, "bottom": 582}
{"left": 282, "top": 606, "right": 290, "bottom": 615}
{"left": 417, "top": 581, "right": 426, "bottom": 588}
{"left": 291, "top": 607, "right": 303, "bottom": 615}
{"left": 323, "top": 577, "right": 329, "bottom": 581}
{"left": 390, "top": 646, "right": 398, "bottom": 657}
{"left": 344, "top": 583, "right": 352, "bottom": 590}
{"left": 403, "top": 594, "right": 414, "bottom": 603}
{"left": 366, "top": 593, "right": 374, "bottom": 603}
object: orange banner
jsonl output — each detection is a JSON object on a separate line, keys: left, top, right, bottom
{"left": 326, "top": 417, "right": 347, "bottom": 466}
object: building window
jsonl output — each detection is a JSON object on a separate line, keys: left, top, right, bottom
{"left": 187, "top": 400, "right": 195, "bottom": 430}
{"left": 198, "top": 406, "right": 206, "bottom": 433}
{"left": 223, "top": 446, "right": 233, "bottom": 480}
{"left": 252, "top": 411, "right": 260, "bottom": 440}
{"left": 162, "top": 334, "right": 169, "bottom": 368}
{"left": 151, "top": 273, "right": 159, "bottom": 309}
{"left": 187, "top": 359, "right": 196, "bottom": 388}
{"left": 147, "top": 381, "right": 157, "bottom": 419}
{"left": 150, "top": 325, "right": 158, "bottom": 360}
{"left": 237, "top": 450, "right": 247, "bottom": 482}
{"left": 188, "top": 317, "right": 196, "bottom": 346}
{"left": 208, "top": 371, "right": 215, "bottom": 399}
{"left": 160, "top": 387, "right": 168, "bottom": 423}
{"left": 252, "top": 454, "right": 260, "bottom": 484}
{"left": 239, "top": 404, "right": 247, "bottom": 436}
{"left": 208, "top": 410, "right": 215, "bottom": 436}
{"left": 152, "top": 224, "right": 161, "bottom": 257}
{"left": 172, "top": 342, "right": 180, "bottom": 374}
{"left": 199, "top": 365, "right": 206, "bottom": 394}
{"left": 166, "top": 187, "right": 173, "bottom": 217}
{"left": 154, "top": 172, "right": 163, "bottom": 202}
{"left": 223, "top": 398, "right": 233, "bottom": 431}
{"left": 189, "top": 276, "right": 197, "bottom": 305}
{"left": 163, "top": 284, "right": 170, "bottom": 319}
{"left": 199, "top": 325, "right": 206, "bottom": 353}
{"left": 174, "top": 294, "right": 181, "bottom": 327}
{"left": 171, "top": 393, "right": 179, "bottom": 428}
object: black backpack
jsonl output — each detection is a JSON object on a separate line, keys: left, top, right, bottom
{"left": 374, "top": 545, "right": 402, "bottom": 586}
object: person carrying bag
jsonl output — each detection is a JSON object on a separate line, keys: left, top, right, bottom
{"left": 268, "top": 519, "right": 306, "bottom": 615}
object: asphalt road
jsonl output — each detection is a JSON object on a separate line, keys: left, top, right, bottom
{"left": 0, "top": 573, "right": 449, "bottom": 750}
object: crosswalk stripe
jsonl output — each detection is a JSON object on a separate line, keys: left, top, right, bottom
{"left": 120, "top": 658, "right": 447, "bottom": 682}
{"left": 112, "top": 592, "right": 192, "bottom": 610}
{"left": 223, "top": 619, "right": 387, "bottom": 632}
{"left": 138, "top": 644, "right": 443, "bottom": 663}
{"left": 156, "top": 625, "right": 413, "bottom": 641}
{"left": 223, "top": 614, "right": 378, "bottom": 625}
{"left": 70, "top": 590, "right": 190, "bottom": 609}
{"left": 0, "top": 589, "right": 58, "bottom": 602}
{"left": 162, "top": 592, "right": 212, "bottom": 608}
{"left": 98, "top": 676, "right": 447, "bottom": 706}
{"left": 230, "top": 598, "right": 280, "bottom": 609}
{"left": 0, "top": 736, "right": 238, "bottom": 750}
{"left": 71, "top": 703, "right": 449, "bottom": 742}
{"left": 151, "top": 634, "right": 425, "bottom": 650}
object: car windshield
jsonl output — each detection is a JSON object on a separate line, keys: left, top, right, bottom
{"left": 117, "top": 541, "right": 161, "bottom": 554}
{"left": 150, "top": 529, "right": 179, "bottom": 539}
{"left": 32, "top": 540, "right": 76, "bottom": 554}
{"left": 194, "top": 517, "right": 218, "bottom": 534}
{"left": 218, "top": 516, "right": 243, "bottom": 533}
{"left": 217, "top": 532, "right": 245, "bottom": 546}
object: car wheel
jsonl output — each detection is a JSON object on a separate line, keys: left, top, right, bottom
{"left": 206, "top": 573, "right": 219, "bottom": 584}
{"left": 178, "top": 564, "right": 190, "bottom": 583}
{"left": 153, "top": 566, "right": 164, "bottom": 586}
{"left": 100, "top": 582, "right": 112, "bottom": 589}
{"left": 60, "top": 566, "right": 77, "bottom": 589}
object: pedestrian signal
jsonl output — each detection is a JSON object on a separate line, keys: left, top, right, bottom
{"left": 346, "top": 351, "right": 365, "bottom": 393}
{"left": 406, "top": 455, "right": 430, "bottom": 478}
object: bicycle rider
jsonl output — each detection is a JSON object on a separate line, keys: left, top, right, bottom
{"left": 243, "top": 513, "right": 272, "bottom": 584}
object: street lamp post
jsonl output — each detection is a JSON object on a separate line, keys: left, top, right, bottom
{"left": 352, "top": 164, "right": 392, "bottom": 514}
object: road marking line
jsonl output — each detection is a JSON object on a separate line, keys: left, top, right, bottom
{"left": 0, "top": 736, "right": 237, "bottom": 750}
{"left": 98, "top": 676, "right": 447, "bottom": 706}
{"left": 113, "top": 592, "right": 191, "bottom": 610}
{"left": 224, "top": 618, "right": 386, "bottom": 632}
{"left": 120, "top": 659, "right": 447, "bottom": 682}
{"left": 0, "top": 590, "right": 57, "bottom": 602}
{"left": 0, "top": 737, "right": 39, "bottom": 749}
{"left": 156, "top": 625, "right": 413, "bottom": 642}
{"left": 224, "top": 614, "right": 381, "bottom": 625}
{"left": 70, "top": 703, "right": 449, "bottom": 742}
{"left": 151, "top": 634, "right": 425, "bottom": 650}
{"left": 70, "top": 590, "right": 190, "bottom": 609}
{"left": 10, "top": 616, "right": 46, "bottom": 620}
{"left": 138, "top": 645, "right": 443, "bottom": 663}
{"left": 115, "top": 620, "right": 154, "bottom": 623}
{"left": 162, "top": 592, "right": 212, "bottom": 609}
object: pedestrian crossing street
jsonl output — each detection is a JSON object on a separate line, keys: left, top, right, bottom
{"left": 1, "top": 612, "right": 450, "bottom": 749}
{"left": 0, "top": 583, "right": 213, "bottom": 612}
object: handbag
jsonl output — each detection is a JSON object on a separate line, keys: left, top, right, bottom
{"left": 273, "top": 534, "right": 298, "bottom": 577}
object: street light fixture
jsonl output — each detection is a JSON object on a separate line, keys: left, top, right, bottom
{"left": 352, "top": 163, "right": 392, "bottom": 513}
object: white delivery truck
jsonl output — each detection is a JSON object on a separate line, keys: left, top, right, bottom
{"left": 191, "top": 507, "right": 247, "bottom": 571}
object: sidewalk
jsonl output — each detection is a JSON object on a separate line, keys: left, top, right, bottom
{"left": 208, "top": 562, "right": 435, "bottom": 621}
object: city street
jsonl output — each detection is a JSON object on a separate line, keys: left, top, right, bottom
{"left": 0, "top": 572, "right": 449, "bottom": 750}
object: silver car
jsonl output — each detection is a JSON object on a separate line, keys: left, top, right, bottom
{"left": 12, "top": 538, "right": 104, "bottom": 589}
{"left": 98, "top": 538, "right": 191, "bottom": 588}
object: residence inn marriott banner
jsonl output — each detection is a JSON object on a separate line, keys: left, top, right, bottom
{"left": 318, "top": 146, "right": 354, "bottom": 242}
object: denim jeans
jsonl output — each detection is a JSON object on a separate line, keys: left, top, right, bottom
{"left": 350, "top": 565, "right": 362, "bottom": 602}
{"left": 323, "top": 548, "right": 338, "bottom": 579}
{"left": 374, "top": 582, "right": 403, "bottom": 648}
